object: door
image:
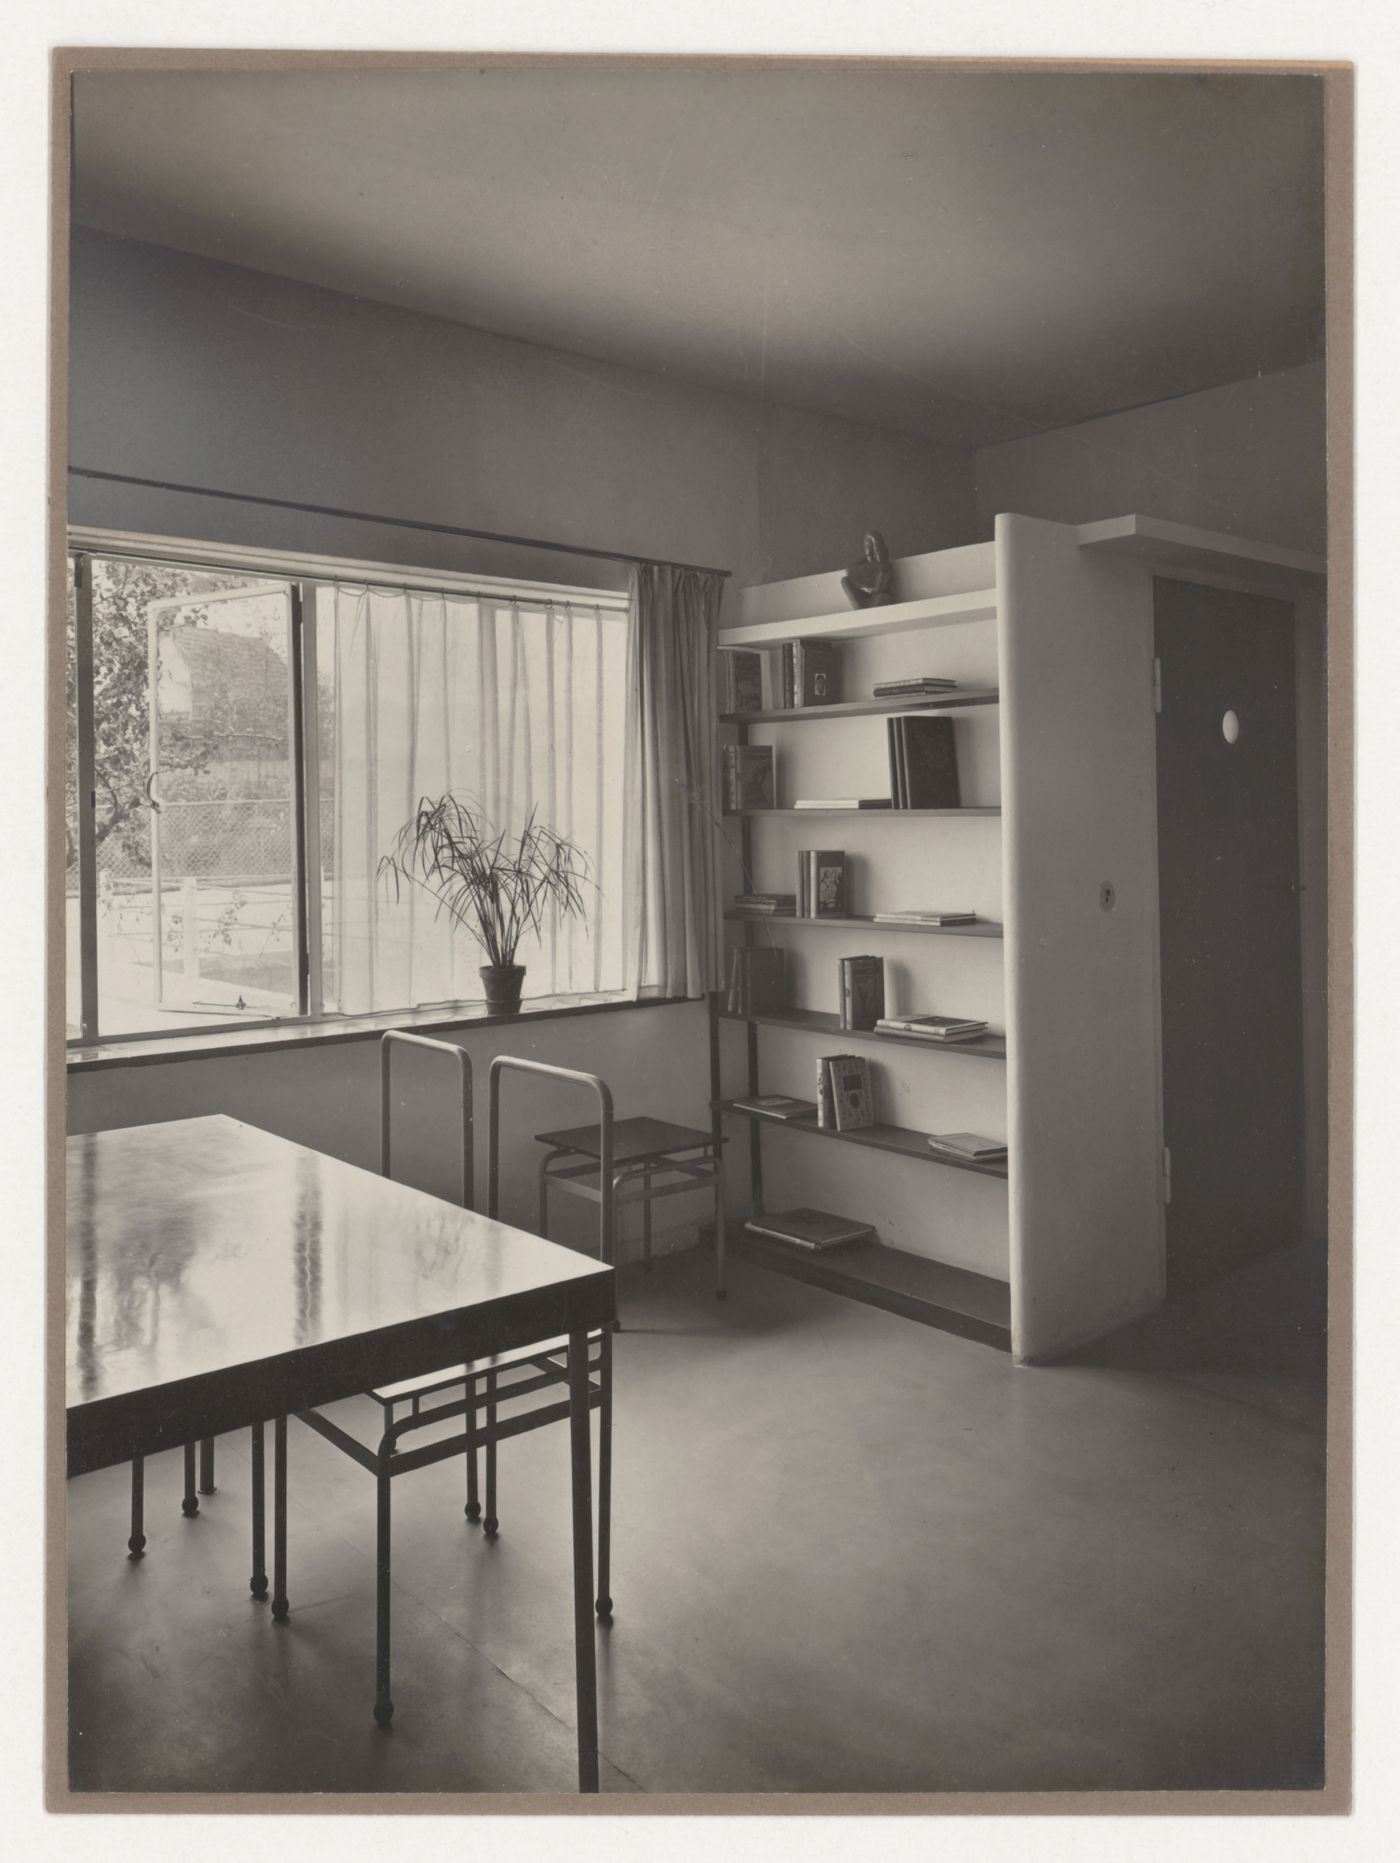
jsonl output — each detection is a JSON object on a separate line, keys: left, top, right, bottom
{"left": 1154, "top": 576, "right": 1306, "bottom": 1294}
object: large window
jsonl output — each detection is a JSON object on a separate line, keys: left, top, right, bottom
{"left": 66, "top": 536, "right": 634, "bottom": 1042}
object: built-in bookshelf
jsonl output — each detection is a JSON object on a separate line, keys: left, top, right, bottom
{"left": 711, "top": 515, "right": 1325, "bottom": 1364}
{"left": 710, "top": 565, "right": 1011, "bottom": 1347}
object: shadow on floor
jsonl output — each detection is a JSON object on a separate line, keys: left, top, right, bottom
{"left": 1063, "top": 1241, "right": 1328, "bottom": 1431}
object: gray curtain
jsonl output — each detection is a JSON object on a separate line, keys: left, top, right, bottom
{"left": 625, "top": 563, "right": 725, "bottom": 998}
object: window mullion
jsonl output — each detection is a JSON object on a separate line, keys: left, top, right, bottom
{"left": 296, "top": 582, "right": 325, "bottom": 1017}
{"left": 73, "top": 555, "right": 99, "bottom": 1042}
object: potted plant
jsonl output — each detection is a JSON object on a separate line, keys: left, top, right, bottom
{"left": 380, "top": 794, "right": 590, "bottom": 1015}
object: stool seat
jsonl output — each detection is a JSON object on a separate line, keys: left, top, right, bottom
{"left": 368, "top": 1333, "right": 600, "bottom": 1405}
{"left": 535, "top": 1115, "right": 719, "bottom": 1163}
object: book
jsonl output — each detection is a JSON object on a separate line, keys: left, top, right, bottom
{"left": 886, "top": 716, "right": 909, "bottom": 809}
{"left": 840, "top": 955, "right": 885, "bottom": 1031}
{"left": 873, "top": 677, "right": 958, "bottom": 697}
{"left": 718, "top": 648, "right": 764, "bottom": 715}
{"left": 872, "top": 910, "right": 978, "bottom": 925}
{"left": 811, "top": 850, "right": 847, "bottom": 918}
{"left": 796, "top": 639, "right": 840, "bottom": 707}
{"left": 727, "top": 946, "right": 785, "bottom": 1016}
{"left": 894, "top": 716, "right": 961, "bottom": 809}
{"left": 793, "top": 798, "right": 893, "bottom": 811}
{"left": 926, "top": 1131, "right": 1008, "bottom": 1161}
{"left": 817, "top": 1052, "right": 836, "bottom": 1128}
{"left": 723, "top": 743, "right": 775, "bottom": 811}
{"left": 827, "top": 1053, "right": 875, "bottom": 1131}
{"left": 732, "top": 1094, "right": 818, "bottom": 1122}
{"left": 743, "top": 1208, "right": 875, "bottom": 1252}
{"left": 875, "top": 1013, "right": 987, "bottom": 1041}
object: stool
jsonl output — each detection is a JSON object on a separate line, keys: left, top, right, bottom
{"left": 534, "top": 1116, "right": 727, "bottom": 1300}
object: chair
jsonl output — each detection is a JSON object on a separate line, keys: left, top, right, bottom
{"left": 289, "top": 1035, "right": 615, "bottom": 1729}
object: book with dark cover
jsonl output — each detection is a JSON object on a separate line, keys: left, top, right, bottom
{"left": 898, "top": 716, "right": 961, "bottom": 808}
{"left": 793, "top": 798, "right": 893, "bottom": 810}
{"left": 719, "top": 649, "right": 764, "bottom": 714}
{"left": 817, "top": 1053, "right": 836, "bottom": 1128}
{"left": 743, "top": 1208, "right": 875, "bottom": 1252}
{"left": 828, "top": 1053, "right": 875, "bottom": 1131}
{"left": 796, "top": 639, "right": 840, "bottom": 706}
{"left": 723, "top": 743, "right": 775, "bottom": 811}
{"left": 886, "top": 717, "right": 909, "bottom": 809}
{"left": 732, "top": 1094, "right": 818, "bottom": 1122}
{"left": 926, "top": 1131, "right": 1008, "bottom": 1161}
{"left": 840, "top": 955, "right": 886, "bottom": 1031}
{"left": 812, "top": 850, "right": 847, "bottom": 918}
{"left": 873, "top": 677, "right": 958, "bottom": 697}
{"left": 736, "top": 946, "right": 785, "bottom": 1016}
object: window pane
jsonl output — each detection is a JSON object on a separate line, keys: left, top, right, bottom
{"left": 89, "top": 560, "right": 298, "bottom": 1036}
{"left": 315, "top": 584, "right": 630, "bottom": 1015}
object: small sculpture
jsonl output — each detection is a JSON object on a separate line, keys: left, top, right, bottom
{"left": 841, "top": 531, "right": 895, "bottom": 609}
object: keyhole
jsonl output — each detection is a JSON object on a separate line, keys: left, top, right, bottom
{"left": 1099, "top": 882, "right": 1116, "bottom": 912}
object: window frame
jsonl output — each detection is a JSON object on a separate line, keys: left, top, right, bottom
{"left": 66, "top": 527, "right": 631, "bottom": 1049}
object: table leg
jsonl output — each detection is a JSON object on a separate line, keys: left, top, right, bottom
{"left": 483, "top": 1369, "right": 499, "bottom": 1537}
{"left": 271, "top": 1416, "right": 289, "bottom": 1623}
{"left": 714, "top": 1152, "right": 728, "bottom": 1301}
{"left": 464, "top": 1374, "right": 482, "bottom": 1523}
{"left": 128, "top": 1457, "right": 146, "bottom": 1559}
{"left": 250, "top": 1421, "right": 268, "bottom": 1599}
{"left": 596, "top": 1330, "right": 613, "bottom": 1621}
{"left": 538, "top": 1151, "right": 551, "bottom": 1237}
{"left": 182, "top": 1441, "right": 199, "bottom": 1517}
{"left": 568, "top": 1328, "right": 600, "bottom": 1793}
{"left": 199, "top": 1436, "right": 216, "bottom": 1495}
{"left": 642, "top": 1167, "right": 653, "bottom": 1272}
{"left": 374, "top": 1446, "right": 394, "bottom": 1727}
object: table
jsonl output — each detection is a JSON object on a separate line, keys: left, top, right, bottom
{"left": 65, "top": 1114, "right": 617, "bottom": 1792}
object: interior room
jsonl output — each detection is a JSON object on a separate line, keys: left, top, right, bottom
{"left": 59, "top": 59, "right": 1333, "bottom": 1801}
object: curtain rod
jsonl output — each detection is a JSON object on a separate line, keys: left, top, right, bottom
{"left": 67, "top": 467, "right": 733, "bottom": 581}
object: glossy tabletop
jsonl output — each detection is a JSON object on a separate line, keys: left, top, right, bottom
{"left": 66, "top": 1115, "right": 616, "bottom": 1476}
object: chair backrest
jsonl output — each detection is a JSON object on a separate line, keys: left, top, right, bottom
{"left": 486, "top": 1055, "right": 614, "bottom": 1255}
{"left": 380, "top": 1031, "right": 474, "bottom": 1208}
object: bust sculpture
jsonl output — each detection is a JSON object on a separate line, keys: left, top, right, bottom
{"left": 841, "top": 530, "right": 895, "bottom": 609}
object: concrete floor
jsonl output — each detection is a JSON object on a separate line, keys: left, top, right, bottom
{"left": 66, "top": 1244, "right": 1327, "bottom": 1796}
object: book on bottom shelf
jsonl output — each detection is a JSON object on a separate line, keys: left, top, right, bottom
{"left": 743, "top": 1208, "right": 876, "bottom": 1253}
{"left": 926, "top": 1131, "right": 1008, "bottom": 1162}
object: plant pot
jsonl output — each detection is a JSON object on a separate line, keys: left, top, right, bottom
{"left": 480, "top": 963, "right": 526, "bottom": 1016}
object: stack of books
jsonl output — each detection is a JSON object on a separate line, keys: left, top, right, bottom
{"left": 726, "top": 946, "right": 785, "bottom": 1016}
{"left": 793, "top": 797, "right": 892, "bottom": 811}
{"left": 874, "top": 1012, "right": 989, "bottom": 1043}
{"left": 873, "top": 676, "right": 958, "bottom": 700}
{"left": 887, "top": 715, "right": 961, "bottom": 809}
{"left": 731, "top": 1093, "right": 818, "bottom": 1123}
{"left": 732, "top": 893, "right": 796, "bottom": 918}
{"left": 816, "top": 1053, "right": 876, "bottom": 1131}
{"left": 718, "top": 648, "right": 765, "bottom": 715}
{"left": 782, "top": 639, "right": 840, "bottom": 707}
{"left": 872, "top": 909, "right": 978, "bottom": 927}
{"left": 838, "top": 956, "right": 885, "bottom": 1030}
{"left": 743, "top": 1208, "right": 875, "bottom": 1254}
{"left": 926, "top": 1131, "right": 1008, "bottom": 1164}
{"left": 722, "top": 743, "right": 775, "bottom": 811}
{"left": 797, "top": 849, "right": 848, "bottom": 918}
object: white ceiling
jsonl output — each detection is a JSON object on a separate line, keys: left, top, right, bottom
{"left": 71, "top": 64, "right": 1325, "bottom": 448}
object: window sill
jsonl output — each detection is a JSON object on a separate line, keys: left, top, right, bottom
{"left": 65, "top": 991, "right": 695, "bottom": 1073}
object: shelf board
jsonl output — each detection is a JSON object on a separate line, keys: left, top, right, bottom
{"left": 726, "top": 806, "right": 1000, "bottom": 818}
{"left": 716, "top": 1004, "right": 1007, "bottom": 1061}
{"left": 734, "top": 1231, "right": 1011, "bottom": 1351}
{"left": 725, "top": 913, "right": 1003, "bottom": 939}
{"left": 1074, "top": 514, "right": 1325, "bottom": 593}
{"left": 717, "top": 587, "right": 998, "bottom": 649}
{"left": 720, "top": 689, "right": 1000, "bottom": 726}
{"left": 717, "top": 1100, "right": 1010, "bottom": 1179}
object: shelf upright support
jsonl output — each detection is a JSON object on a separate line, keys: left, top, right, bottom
{"left": 736, "top": 716, "right": 764, "bottom": 1217}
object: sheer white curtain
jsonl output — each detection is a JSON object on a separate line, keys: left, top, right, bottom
{"left": 319, "top": 583, "right": 632, "bottom": 1015}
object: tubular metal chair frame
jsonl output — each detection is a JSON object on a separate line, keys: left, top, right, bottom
{"left": 289, "top": 1034, "right": 615, "bottom": 1730}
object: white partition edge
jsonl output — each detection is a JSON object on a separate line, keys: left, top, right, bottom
{"left": 999, "top": 513, "right": 1166, "bottom": 1362}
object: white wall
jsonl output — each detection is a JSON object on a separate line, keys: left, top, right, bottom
{"left": 974, "top": 365, "right": 1328, "bottom": 1246}
{"left": 66, "top": 229, "right": 978, "bottom": 1254}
